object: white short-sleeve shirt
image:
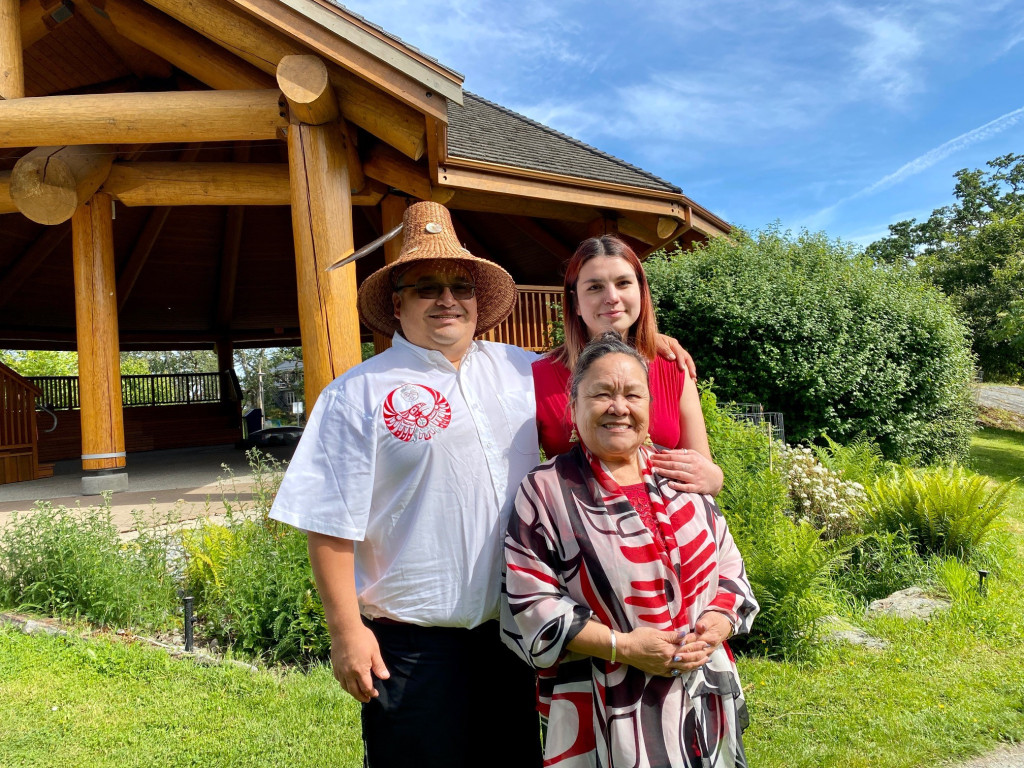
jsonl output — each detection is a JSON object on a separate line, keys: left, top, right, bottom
{"left": 270, "top": 334, "right": 539, "bottom": 628}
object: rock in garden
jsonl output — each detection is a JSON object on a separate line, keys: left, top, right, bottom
{"left": 867, "top": 587, "right": 951, "bottom": 621}
{"left": 818, "top": 615, "right": 889, "bottom": 650}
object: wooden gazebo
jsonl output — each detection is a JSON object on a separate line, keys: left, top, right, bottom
{"left": 0, "top": 0, "right": 729, "bottom": 491}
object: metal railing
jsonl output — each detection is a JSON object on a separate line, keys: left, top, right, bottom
{"left": 724, "top": 402, "right": 786, "bottom": 444}
{"left": 30, "top": 372, "right": 222, "bottom": 410}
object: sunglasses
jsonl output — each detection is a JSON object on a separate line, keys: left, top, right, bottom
{"left": 395, "top": 281, "right": 476, "bottom": 300}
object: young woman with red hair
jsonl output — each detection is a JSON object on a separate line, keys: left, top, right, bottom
{"left": 534, "top": 235, "right": 723, "bottom": 494}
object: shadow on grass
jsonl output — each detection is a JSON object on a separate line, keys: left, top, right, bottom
{"left": 972, "top": 427, "right": 1024, "bottom": 485}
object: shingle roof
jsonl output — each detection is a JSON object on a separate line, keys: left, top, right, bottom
{"left": 447, "top": 92, "right": 681, "bottom": 194}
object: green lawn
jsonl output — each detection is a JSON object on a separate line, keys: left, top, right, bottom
{"left": 2, "top": 429, "right": 1024, "bottom": 767}
{"left": 0, "top": 628, "right": 362, "bottom": 767}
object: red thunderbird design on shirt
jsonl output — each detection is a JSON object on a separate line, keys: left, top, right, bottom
{"left": 383, "top": 384, "right": 452, "bottom": 442}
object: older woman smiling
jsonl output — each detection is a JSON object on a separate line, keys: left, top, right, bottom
{"left": 502, "top": 333, "right": 759, "bottom": 768}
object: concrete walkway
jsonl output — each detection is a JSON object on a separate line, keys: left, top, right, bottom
{"left": 0, "top": 444, "right": 294, "bottom": 533}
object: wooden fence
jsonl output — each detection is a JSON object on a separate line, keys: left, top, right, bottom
{"left": 478, "top": 285, "right": 562, "bottom": 350}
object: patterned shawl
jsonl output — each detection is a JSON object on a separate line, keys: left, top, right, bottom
{"left": 501, "top": 445, "right": 759, "bottom": 768}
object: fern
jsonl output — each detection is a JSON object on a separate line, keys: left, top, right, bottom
{"left": 864, "top": 466, "right": 1016, "bottom": 559}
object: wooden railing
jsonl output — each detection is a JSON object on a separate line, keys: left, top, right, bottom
{"left": 31, "top": 372, "right": 222, "bottom": 410}
{"left": 479, "top": 285, "right": 562, "bottom": 351}
{"left": 1, "top": 362, "right": 42, "bottom": 484}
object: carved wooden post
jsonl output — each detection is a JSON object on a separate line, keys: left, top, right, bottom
{"left": 72, "top": 192, "right": 127, "bottom": 493}
{"left": 372, "top": 193, "right": 406, "bottom": 354}
{"left": 281, "top": 56, "right": 360, "bottom": 409}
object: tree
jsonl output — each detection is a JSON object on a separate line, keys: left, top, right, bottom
{"left": 646, "top": 226, "right": 976, "bottom": 464}
{"left": 865, "top": 153, "right": 1024, "bottom": 381}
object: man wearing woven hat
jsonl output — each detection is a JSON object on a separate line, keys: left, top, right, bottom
{"left": 270, "top": 201, "right": 542, "bottom": 767}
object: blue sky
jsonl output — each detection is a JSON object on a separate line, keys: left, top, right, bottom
{"left": 341, "top": 0, "right": 1024, "bottom": 246}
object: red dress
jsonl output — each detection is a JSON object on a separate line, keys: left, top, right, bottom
{"left": 533, "top": 353, "right": 686, "bottom": 457}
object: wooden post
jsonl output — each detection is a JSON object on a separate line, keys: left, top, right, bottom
{"left": 215, "top": 337, "right": 236, "bottom": 407}
{"left": 0, "top": 0, "right": 24, "bottom": 100}
{"left": 288, "top": 121, "right": 361, "bottom": 409}
{"left": 72, "top": 192, "right": 127, "bottom": 487}
{"left": 11, "top": 144, "right": 114, "bottom": 225}
{"left": 276, "top": 54, "right": 338, "bottom": 125}
{"left": 372, "top": 193, "right": 406, "bottom": 354}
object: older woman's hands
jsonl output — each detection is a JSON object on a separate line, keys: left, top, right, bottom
{"left": 618, "top": 627, "right": 712, "bottom": 677}
{"left": 654, "top": 334, "right": 698, "bottom": 381}
{"left": 682, "top": 611, "right": 733, "bottom": 654}
{"left": 650, "top": 448, "right": 724, "bottom": 496}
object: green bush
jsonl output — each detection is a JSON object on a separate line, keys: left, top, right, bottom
{"left": 646, "top": 226, "right": 977, "bottom": 463}
{"left": 0, "top": 499, "right": 179, "bottom": 630}
{"left": 182, "top": 451, "right": 329, "bottom": 664}
{"left": 864, "top": 466, "right": 1016, "bottom": 559}
{"left": 812, "top": 434, "right": 889, "bottom": 485}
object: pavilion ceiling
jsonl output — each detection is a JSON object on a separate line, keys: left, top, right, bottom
{"left": 0, "top": 0, "right": 725, "bottom": 351}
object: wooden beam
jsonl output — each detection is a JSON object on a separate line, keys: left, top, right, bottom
{"left": 288, "top": 120, "right": 361, "bottom": 407}
{"left": 616, "top": 215, "right": 658, "bottom": 245}
{"left": 511, "top": 215, "right": 573, "bottom": 261}
{"left": 10, "top": 144, "right": 115, "bottom": 224}
{"left": 448, "top": 188, "right": 600, "bottom": 223}
{"left": 343, "top": 120, "right": 365, "bottom": 194}
{"left": 72, "top": 192, "right": 126, "bottom": 471}
{"left": 115, "top": 205, "right": 169, "bottom": 311}
{"left": 364, "top": 142, "right": 453, "bottom": 203}
{"left": 0, "top": 89, "right": 288, "bottom": 148}
{"left": 142, "top": 0, "right": 426, "bottom": 159}
{"left": 99, "top": 161, "right": 386, "bottom": 207}
{"left": 20, "top": 0, "right": 72, "bottom": 49}
{"left": 372, "top": 193, "right": 406, "bottom": 353}
{"left": 0, "top": 221, "right": 68, "bottom": 307}
{"left": 90, "top": 0, "right": 273, "bottom": 91}
{"left": 79, "top": 0, "right": 174, "bottom": 80}
{"left": 226, "top": 0, "right": 458, "bottom": 118}
{"left": 104, "top": 162, "right": 290, "bottom": 206}
{"left": 449, "top": 211, "right": 493, "bottom": 261}
{"left": 440, "top": 163, "right": 689, "bottom": 219}
{"left": 276, "top": 54, "right": 338, "bottom": 125}
{"left": 0, "top": 0, "right": 25, "bottom": 99}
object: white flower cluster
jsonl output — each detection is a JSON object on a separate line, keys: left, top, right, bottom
{"left": 780, "top": 445, "right": 866, "bottom": 539}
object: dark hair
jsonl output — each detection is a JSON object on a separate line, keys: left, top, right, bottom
{"left": 556, "top": 236, "right": 658, "bottom": 370}
{"left": 569, "top": 332, "right": 649, "bottom": 403}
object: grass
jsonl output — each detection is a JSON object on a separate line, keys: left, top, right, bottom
{"left": 0, "top": 627, "right": 362, "bottom": 767}
{"left": 738, "top": 426, "right": 1024, "bottom": 767}
{"left": 2, "top": 429, "right": 1024, "bottom": 767}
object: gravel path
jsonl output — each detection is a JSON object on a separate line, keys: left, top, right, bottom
{"left": 976, "top": 384, "right": 1024, "bottom": 414}
{"left": 950, "top": 744, "right": 1024, "bottom": 768}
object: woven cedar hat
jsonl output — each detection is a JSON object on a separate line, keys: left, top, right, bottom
{"left": 357, "top": 201, "right": 517, "bottom": 337}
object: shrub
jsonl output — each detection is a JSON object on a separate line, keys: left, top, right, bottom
{"left": 812, "top": 434, "right": 889, "bottom": 485}
{"left": 646, "top": 226, "right": 977, "bottom": 463}
{"left": 0, "top": 499, "right": 179, "bottom": 629}
{"left": 779, "top": 445, "right": 866, "bottom": 539}
{"left": 863, "top": 466, "right": 1016, "bottom": 559}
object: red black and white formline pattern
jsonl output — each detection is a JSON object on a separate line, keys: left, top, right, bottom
{"left": 382, "top": 383, "right": 452, "bottom": 442}
{"left": 501, "top": 444, "right": 758, "bottom": 768}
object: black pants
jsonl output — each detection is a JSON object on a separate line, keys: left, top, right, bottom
{"left": 361, "top": 619, "right": 542, "bottom": 768}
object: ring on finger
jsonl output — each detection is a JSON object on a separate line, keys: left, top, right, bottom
{"left": 670, "top": 669, "right": 682, "bottom": 677}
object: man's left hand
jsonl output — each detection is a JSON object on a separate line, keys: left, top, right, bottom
{"left": 654, "top": 334, "right": 697, "bottom": 381}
